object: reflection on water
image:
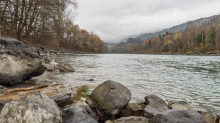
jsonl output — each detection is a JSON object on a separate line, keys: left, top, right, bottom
{"left": 34, "top": 54, "right": 220, "bottom": 113}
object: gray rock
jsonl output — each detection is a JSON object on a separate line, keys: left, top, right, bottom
{"left": 144, "top": 105, "right": 160, "bottom": 118}
{"left": 45, "top": 64, "right": 55, "bottom": 71}
{"left": 198, "top": 111, "right": 217, "bottom": 123}
{"left": 55, "top": 64, "right": 75, "bottom": 72}
{"left": 62, "top": 107, "right": 98, "bottom": 123}
{"left": 86, "top": 80, "right": 131, "bottom": 121}
{"left": 144, "top": 94, "right": 169, "bottom": 118}
{"left": 168, "top": 100, "right": 196, "bottom": 110}
{"left": 50, "top": 92, "right": 73, "bottom": 107}
{"left": 145, "top": 94, "right": 169, "bottom": 112}
{"left": 0, "top": 91, "right": 62, "bottom": 123}
{"left": 0, "top": 37, "right": 46, "bottom": 85}
{"left": 150, "top": 109, "right": 205, "bottom": 123}
{"left": 119, "top": 101, "right": 146, "bottom": 117}
{"left": 105, "top": 116, "right": 149, "bottom": 123}
{"left": 85, "top": 105, "right": 100, "bottom": 120}
{"left": 0, "top": 85, "right": 7, "bottom": 94}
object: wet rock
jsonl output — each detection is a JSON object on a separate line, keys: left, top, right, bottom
{"left": 144, "top": 94, "right": 169, "bottom": 118}
{"left": 50, "top": 92, "right": 73, "bottom": 107}
{"left": 150, "top": 109, "right": 205, "bottom": 123}
{"left": 62, "top": 106, "right": 98, "bottom": 123}
{"left": 168, "top": 100, "right": 196, "bottom": 110}
{"left": 0, "top": 85, "right": 7, "bottom": 94}
{"left": 0, "top": 37, "right": 46, "bottom": 85}
{"left": 0, "top": 92, "right": 62, "bottom": 123}
{"left": 198, "top": 111, "right": 217, "bottom": 123}
{"left": 55, "top": 64, "right": 75, "bottom": 72}
{"left": 119, "top": 101, "right": 146, "bottom": 117}
{"left": 86, "top": 80, "right": 131, "bottom": 121}
{"left": 105, "top": 116, "right": 149, "bottom": 123}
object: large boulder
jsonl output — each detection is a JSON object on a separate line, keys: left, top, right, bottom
{"left": 144, "top": 94, "right": 169, "bottom": 118}
{"left": 0, "top": 92, "right": 62, "bottom": 123}
{"left": 62, "top": 107, "right": 98, "bottom": 123}
{"left": 105, "top": 116, "right": 149, "bottom": 123}
{"left": 86, "top": 80, "right": 131, "bottom": 121}
{"left": 150, "top": 109, "right": 205, "bottom": 123}
{"left": 0, "top": 37, "right": 46, "bottom": 85}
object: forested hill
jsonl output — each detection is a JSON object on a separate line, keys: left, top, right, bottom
{"left": 109, "top": 14, "right": 220, "bottom": 54}
{"left": 126, "top": 14, "right": 220, "bottom": 45}
{"left": 0, "top": 0, "right": 107, "bottom": 53}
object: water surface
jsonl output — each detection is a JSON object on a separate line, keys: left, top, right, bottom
{"left": 35, "top": 54, "right": 220, "bottom": 112}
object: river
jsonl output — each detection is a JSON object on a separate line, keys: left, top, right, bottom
{"left": 34, "top": 54, "right": 220, "bottom": 113}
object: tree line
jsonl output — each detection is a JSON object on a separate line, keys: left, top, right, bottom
{"left": 110, "top": 16, "right": 220, "bottom": 54}
{"left": 0, "top": 0, "right": 107, "bottom": 53}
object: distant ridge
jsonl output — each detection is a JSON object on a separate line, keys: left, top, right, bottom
{"left": 119, "top": 31, "right": 146, "bottom": 42}
{"left": 124, "top": 14, "right": 220, "bottom": 45}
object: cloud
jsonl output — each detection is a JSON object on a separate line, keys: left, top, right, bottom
{"left": 74, "top": 0, "right": 220, "bottom": 42}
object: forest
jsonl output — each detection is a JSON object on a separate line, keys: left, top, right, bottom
{"left": 110, "top": 16, "right": 220, "bottom": 54}
{"left": 0, "top": 0, "right": 107, "bottom": 53}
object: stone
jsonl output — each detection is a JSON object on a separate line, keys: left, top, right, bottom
{"left": 0, "top": 85, "right": 7, "bottom": 94}
{"left": 0, "top": 37, "right": 46, "bottom": 85}
{"left": 88, "top": 79, "right": 94, "bottom": 81}
{"left": 150, "top": 109, "right": 205, "bottom": 123}
{"left": 144, "top": 105, "right": 160, "bottom": 118}
{"left": 44, "top": 63, "right": 55, "bottom": 71}
{"left": 85, "top": 105, "right": 100, "bottom": 120}
{"left": 86, "top": 80, "right": 131, "bottom": 121}
{"left": 105, "top": 116, "right": 149, "bottom": 123}
{"left": 168, "top": 100, "right": 196, "bottom": 110}
{"left": 55, "top": 64, "right": 75, "bottom": 72}
{"left": 198, "top": 111, "right": 217, "bottom": 123}
{"left": 62, "top": 106, "right": 98, "bottom": 123}
{"left": 0, "top": 92, "right": 62, "bottom": 123}
{"left": 145, "top": 94, "right": 169, "bottom": 112}
{"left": 49, "top": 92, "right": 73, "bottom": 107}
{"left": 119, "top": 101, "right": 146, "bottom": 117}
{"left": 144, "top": 94, "right": 169, "bottom": 118}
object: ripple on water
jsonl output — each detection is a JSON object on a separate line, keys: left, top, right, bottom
{"left": 34, "top": 54, "right": 220, "bottom": 113}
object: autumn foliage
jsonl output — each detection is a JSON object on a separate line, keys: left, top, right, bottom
{"left": 0, "top": 0, "right": 107, "bottom": 53}
{"left": 110, "top": 16, "right": 220, "bottom": 54}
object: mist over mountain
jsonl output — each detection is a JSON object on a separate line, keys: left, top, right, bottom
{"left": 108, "top": 14, "right": 220, "bottom": 53}
{"left": 125, "top": 14, "right": 220, "bottom": 45}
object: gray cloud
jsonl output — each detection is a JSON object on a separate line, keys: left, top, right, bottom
{"left": 74, "top": 0, "right": 220, "bottom": 43}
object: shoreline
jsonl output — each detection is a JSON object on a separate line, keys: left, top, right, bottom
{"left": 107, "top": 52, "right": 220, "bottom": 56}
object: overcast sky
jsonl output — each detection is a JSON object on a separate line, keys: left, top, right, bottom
{"left": 74, "top": 0, "right": 220, "bottom": 43}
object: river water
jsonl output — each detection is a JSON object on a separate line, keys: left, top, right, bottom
{"left": 35, "top": 54, "right": 220, "bottom": 113}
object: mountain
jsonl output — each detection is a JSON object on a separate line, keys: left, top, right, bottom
{"left": 119, "top": 31, "right": 146, "bottom": 42}
{"left": 124, "top": 14, "right": 220, "bottom": 45}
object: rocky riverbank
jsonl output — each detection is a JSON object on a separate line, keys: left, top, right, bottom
{"left": 0, "top": 36, "right": 219, "bottom": 123}
{"left": 27, "top": 43, "right": 87, "bottom": 56}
